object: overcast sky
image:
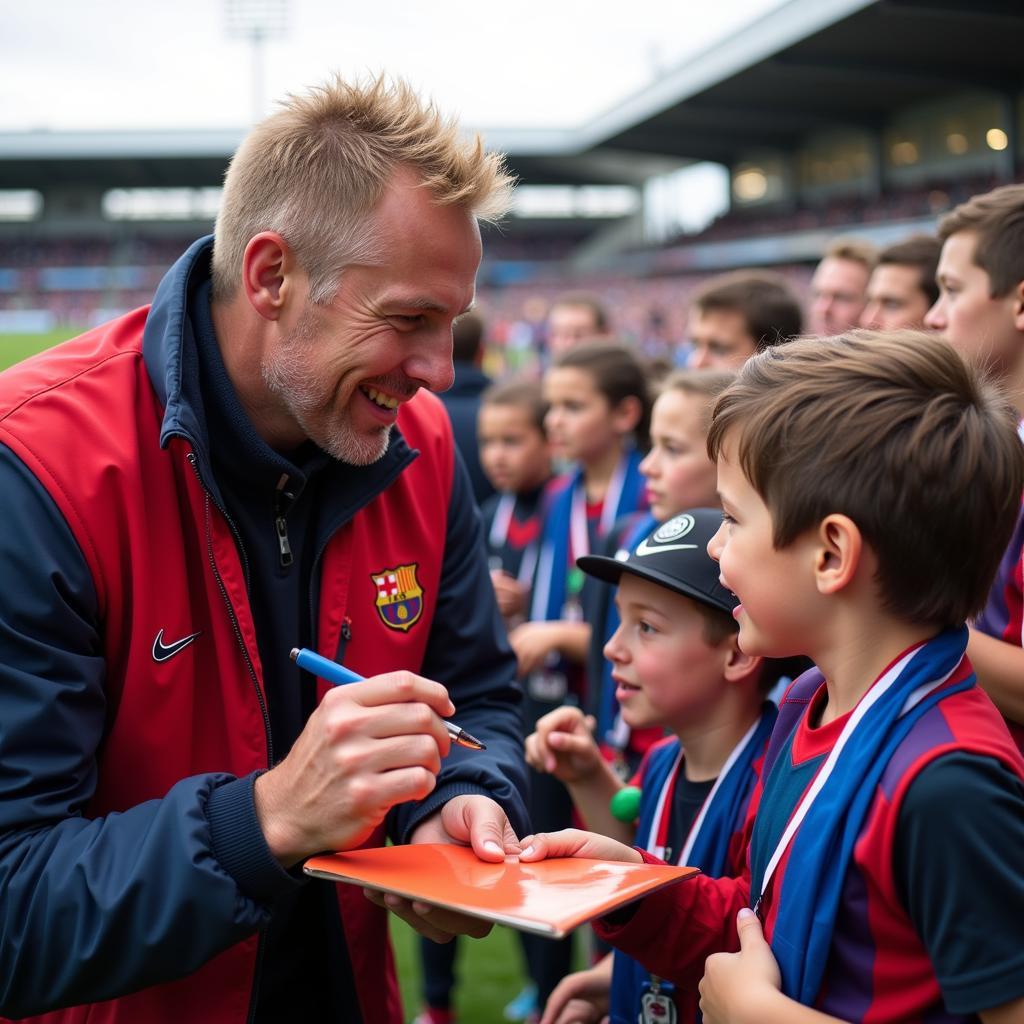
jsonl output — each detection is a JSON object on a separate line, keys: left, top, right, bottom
{"left": 1, "top": 0, "right": 784, "bottom": 134}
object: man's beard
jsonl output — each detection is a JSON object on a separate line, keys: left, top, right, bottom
{"left": 261, "top": 309, "right": 393, "bottom": 466}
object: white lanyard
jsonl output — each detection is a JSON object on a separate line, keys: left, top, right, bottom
{"left": 645, "top": 715, "right": 763, "bottom": 864}
{"left": 679, "top": 715, "right": 763, "bottom": 866}
{"left": 568, "top": 455, "right": 629, "bottom": 561}
{"left": 488, "top": 493, "right": 516, "bottom": 550}
{"left": 754, "top": 644, "right": 944, "bottom": 909}
{"left": 490, "top": 494, "right": 540, "bottom": 585}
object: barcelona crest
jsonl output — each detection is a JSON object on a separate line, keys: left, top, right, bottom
{"left": 371, "top": 563, "right": 424, "bottom": 632}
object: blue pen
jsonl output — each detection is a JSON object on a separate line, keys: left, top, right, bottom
{"left": 290, "top": 647, "right": 486, "bottom": 751}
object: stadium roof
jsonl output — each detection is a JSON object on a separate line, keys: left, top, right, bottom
{"left": 1, "top": 0, "right": 1021, "bottom": 190}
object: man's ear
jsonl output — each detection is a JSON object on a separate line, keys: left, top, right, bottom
{"left": 723, "top": 634, "right": 761, "bottom": 684}
{"left": 240, "top": 232, "right": 299, "bottom": 322}
{"left": 1011, "top": 279, "right": 1024, "bottom": 334}
{"left": 814, "top": 513, "right": 862, "bottom": 596}
{"left": 611, "top": 394, "right": 643, "bottom": 436}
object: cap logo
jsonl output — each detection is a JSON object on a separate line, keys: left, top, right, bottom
{"left": 635, "top": 513, "right": 699, "bottom": 556}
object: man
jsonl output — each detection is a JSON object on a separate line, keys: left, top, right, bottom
{"left": 859, "top": 235, "right": 941, "bottom": 331}
{"left": 437, "top": 312, "right": 494, "bottom": 506}
{"left": 0, "top": 76, "right": 528, "bottom": 1024}
{"left": 687, "top": 270, "right": 803, "bottom": 370}
{"left": 807, "top": 237, "right": 877, "bottom": 335}
{"left": 925, "top": 183, "right": 1024, "bottom": 751}
{"left": 545, "top": 292, "right": 610, "bottom": 361}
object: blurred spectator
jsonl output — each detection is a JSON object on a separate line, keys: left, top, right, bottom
{"left": 860, "top": 235, "right": 941, "bottom": 331}
{"left": 438, "top": 312, "right": 495, "bottom": 506}
{"left": 687, "top": 270, "right": 804, "bottom": 370}
{"left": 545, "top": 293, "right": 611, "bottom": 361}
{"left": 808, "top": 237, "right": 877, "bottom": 335}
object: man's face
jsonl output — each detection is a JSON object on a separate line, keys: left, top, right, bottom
{"left": 546, "top": 304, "right": 602, "bottom": 359}
{"left": 925, "top": 231, "right": 1024, "bottom": 379}
{"left": 261, "top": 170, "right": 481, "bottom": 464}
{"left": 686, "top": 308, "right": 758, "bottom": 370}
{"left": 860, "top": 264, "right": 932, "bottom": 331}
{"left": 808, "top": 257, "right": 870, "bottom": 336}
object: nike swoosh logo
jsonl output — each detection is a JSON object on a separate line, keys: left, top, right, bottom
{"left": 634, "top": 538, "right": 698, "bottom": 556}
{"left": 152, "top": 628, "right": 202, "bottom": 662}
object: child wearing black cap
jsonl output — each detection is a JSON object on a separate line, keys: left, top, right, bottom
{"left": 526, "top": 508, "right": 777, "bottom": 1024}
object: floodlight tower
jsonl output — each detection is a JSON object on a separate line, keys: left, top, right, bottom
{"left": 224, "top": 0, "right": 289, "bottom": 123}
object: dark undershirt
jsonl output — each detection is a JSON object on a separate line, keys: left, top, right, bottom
{"left": 662, "top": 773, "right": 716, "bottom": 866}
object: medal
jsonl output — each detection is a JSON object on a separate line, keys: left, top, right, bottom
{"left": 639, "top": 977, "right": 677, "bottom": 1024}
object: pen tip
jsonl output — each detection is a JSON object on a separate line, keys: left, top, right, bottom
{"left": 289, "top": 648, "right": 300, "bottom": 662}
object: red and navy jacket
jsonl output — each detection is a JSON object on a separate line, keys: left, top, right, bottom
{"left": 0, "top": 238, "right": 528, "bottom": 1023}
{"left": 594, "top": 670, "right": 1024, "bottom": 1021}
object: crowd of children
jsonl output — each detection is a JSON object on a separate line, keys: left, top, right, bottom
{"left": 415, "top": 181, "right": 1024, "bottom": 1024}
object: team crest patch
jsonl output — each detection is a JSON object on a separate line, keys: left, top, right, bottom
{"left": 371, "top": 563, "right": 424, "bottom": 632}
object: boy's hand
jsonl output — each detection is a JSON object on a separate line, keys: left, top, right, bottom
{"left": 699, "top": 908, "right": 782, "bottom": 1024}
{"left": 508, "top": 620, "right": 564, "bottom": 675}
{"left": 518, "top": 828, "right": 642, "bottom": 864}
{"left": 525, "top": 705, "right": 602, "bottom": 783}
{"left": 540, "top": 954, "right": 612, "bottom": 1024}
{"left": 490, "top": 569, "right": 529, "bottom": 620}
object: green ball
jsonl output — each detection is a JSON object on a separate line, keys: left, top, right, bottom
{"left": 609, "top": 785, "right": 642, "bottom": 823}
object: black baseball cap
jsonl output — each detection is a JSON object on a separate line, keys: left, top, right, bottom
{"left": 577, "top": 508, "right": 737, "bottom": 616}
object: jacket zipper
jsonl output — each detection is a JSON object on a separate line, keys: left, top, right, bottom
{"left": 274, "top": 474, "right": 294, "bottom": 569}
{"left": 187, "top": 452, "right": 274, "bottom": 1023}
{"left": 338, "top": 616, "right": 353, "bottom": 661}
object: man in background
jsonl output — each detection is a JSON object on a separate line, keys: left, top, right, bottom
{"left": 687, "top": 270, "right": 803, "bottom": 370}
{"left": 808, "top": 237, "right": 877, "bottom": 335}
{"left": 438, "top": 311, "right": 495, "bottom": 505}
{"left": 860, "top": 234, "right": 941, "bottom": 331}
{"left": 545, "top": 292, "right": 611, "bottom": 361}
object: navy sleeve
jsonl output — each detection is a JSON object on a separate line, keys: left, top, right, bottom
{"left": 388, "top": 448, "right": 530, "bottom": 842}
{"left": 0, "top": 445, "right": 288, "bottom": 1017}
{"left": 894, "top": 752, "right": 1024, "bottom": 1014}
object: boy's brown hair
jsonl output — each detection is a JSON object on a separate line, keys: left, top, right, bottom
{"left": 480, "top": 377, "right": 547, "bottom": 433}
{"left": 691, "top": 271, "right": 803, "bottom": 352}
{"left": 707, "top": 329, "right": 1024, "bottom": 628}
{"left": 937, "top": 183, "right": 1024, "bottom": 298}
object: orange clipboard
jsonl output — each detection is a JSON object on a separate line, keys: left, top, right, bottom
{"left": 304, "top": 843, "right": 699, "bottom": 938}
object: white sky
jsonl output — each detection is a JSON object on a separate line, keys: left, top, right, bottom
{"left": 1, "top": 0, "right": 785, "bottom": 133}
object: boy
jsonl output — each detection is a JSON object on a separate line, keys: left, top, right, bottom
{"left": 926, "top": 183, "right": 1024, "bottom": 748}
{"left": 478, "top": 378, "right": 553, "bottom": 625}
{"left": 415, "top": 377, "right": 552, "bottom": 1024}
{"left": 522, "top": 330, "right": 1024, "bottom": 1023}
{"left": 526, "top": 509, "right": 776, "bottom": 1024}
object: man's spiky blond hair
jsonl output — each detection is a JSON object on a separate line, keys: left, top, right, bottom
{"left": 212, "top": 74, "right": 515, "bottom": 302}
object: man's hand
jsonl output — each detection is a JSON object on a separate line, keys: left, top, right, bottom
{"left": 518, "top": 827, "right": 642, "bottom": 864}
{"left": 491, "top": 568, "right": 529, "bottom": 620}
{"left": 363, "top": 795, "right": 521, "bottom": 943}
{"left": 540, "top": 954, "right": 612, "bottom": 1024}
{"left": 525, "top": 705, "right": 601, "bottom": 783}
{"left": 254, "top": 672, "right": 454, "bottom": 867}
{"left": 699, "top": 908, "right": 782, "bottom": 1024}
